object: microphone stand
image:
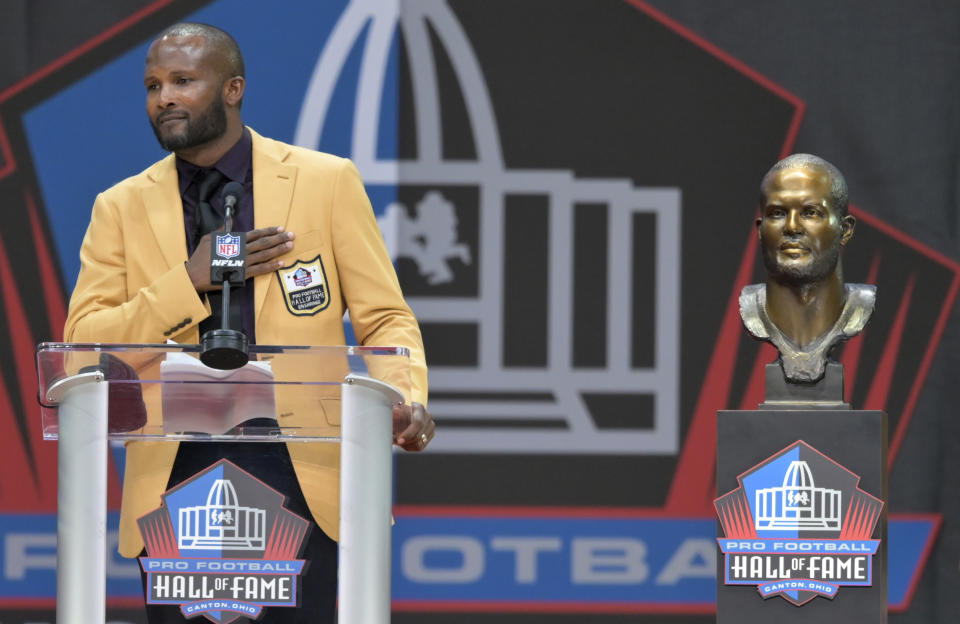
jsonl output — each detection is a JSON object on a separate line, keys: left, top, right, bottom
{"left": 220, "top": 204, "right": 236, "bottom": 330}
{"left": 200, "top": 186, "right": 250, "bottom": 370}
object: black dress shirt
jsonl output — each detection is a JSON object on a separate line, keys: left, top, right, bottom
{"left": 176, "top": 128, "right": 256, "bottom": 343}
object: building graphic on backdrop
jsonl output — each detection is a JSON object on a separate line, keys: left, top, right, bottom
{"left": 295, "top": 0, "right": 682, "bottom": 454}
{"left": 755, "top": 460, "right": 842, "bottom": 532}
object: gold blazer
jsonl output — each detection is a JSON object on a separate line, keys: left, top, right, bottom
{"left": 64, "top": 128, "right": 427, "bottom": 557}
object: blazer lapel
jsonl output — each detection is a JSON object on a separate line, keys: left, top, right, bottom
{"left": 140, "top": 155, "right": 188, "bottom": 270}
{"left": 250, "top": 128, "right": 298, "bottom": 323}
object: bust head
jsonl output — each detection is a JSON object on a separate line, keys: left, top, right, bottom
{"left": 757, "top": 154, "right": 854, "bottom": 286}
{"left": 740, "top": 154, "right": 875, "bottom": 385}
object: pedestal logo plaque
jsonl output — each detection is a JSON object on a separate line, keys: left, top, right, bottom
{"left": 716, "top": 440, "right": 882, "bottom": 606}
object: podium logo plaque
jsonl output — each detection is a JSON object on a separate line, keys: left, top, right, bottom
{"left": 138, "top": 460, "right": 310, "bottom": 623}
{"left": 715, "top": 440, "right": 882, "bottom": 606}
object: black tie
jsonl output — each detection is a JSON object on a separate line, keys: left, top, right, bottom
{"left": 194, "top": 168, "right": 224, "bottom": 248}
{"left": 193, "top": 168, "right": 232, "bottom": 335}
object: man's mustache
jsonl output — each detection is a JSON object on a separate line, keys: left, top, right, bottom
{"left": 155, "top": 111, "right": 189, "bottom": 125}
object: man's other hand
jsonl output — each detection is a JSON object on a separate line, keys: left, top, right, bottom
{"left": 394, "top": 402, "right": 435, "bottom": 451}
{"left": 188, "top": 226, "right": 294, "bottom": 293}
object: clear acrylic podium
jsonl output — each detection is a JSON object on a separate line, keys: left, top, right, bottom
{"left": 37, "top": 342, "right": 412, "bottom": 624}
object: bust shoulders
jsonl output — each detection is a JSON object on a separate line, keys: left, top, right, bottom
{"left": 739, "top": 283, "right": 876, "bottom": 382}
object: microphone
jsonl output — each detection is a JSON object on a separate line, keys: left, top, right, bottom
{"left": 222, "top": 181, "right": 244, "bottom": 223}
{"left": 200, "top": 182, "right": 249, "bottom": 370}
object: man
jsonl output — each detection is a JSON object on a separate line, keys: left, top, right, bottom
{"left": 739, "top": 153, "right": 876, "bottom": 383}
{"left": 64, "top": 22, "right": 433, "bottom": 622}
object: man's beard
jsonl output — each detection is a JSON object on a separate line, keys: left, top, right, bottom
{"left": 150, "top": 94, "right": 227, "bottom": 152}
{"left": 762, "top": 237, "right": 841, "bottom": 286}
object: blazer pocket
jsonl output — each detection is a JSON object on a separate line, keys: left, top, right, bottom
{"left": 278, "top": 229, "right": 323, "bottom": 263}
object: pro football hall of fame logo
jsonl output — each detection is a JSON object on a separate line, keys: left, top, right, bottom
{"left": 715, "top": 441, "right": 883, "bottom": 606}
{"left": 138, "top": 460, "right": 310, "bottom": 623}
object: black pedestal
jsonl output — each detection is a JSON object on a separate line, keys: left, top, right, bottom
{"left": 716, "top": 409, "right": 888, "bottom": 623}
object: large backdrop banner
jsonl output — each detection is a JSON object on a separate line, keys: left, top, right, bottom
{"left": 0, "top": 1, "right": 957, "bottom": 622}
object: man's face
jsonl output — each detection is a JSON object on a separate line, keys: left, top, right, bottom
{"left": 757, "top": 166, "right": 850, "bottom": 285}
{"left": 144, "top": 35, "right": 227, "bottom": 152}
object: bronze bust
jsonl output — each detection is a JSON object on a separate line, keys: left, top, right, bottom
{"left": 740, "top": 154, "right": 875, "bottom": 383}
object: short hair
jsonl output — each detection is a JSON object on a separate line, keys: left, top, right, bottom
{"left": 761, "top": 153, "right": 849, "bottom": 217}
{"left": 154, "top": 22, "right": 245, "bottom": 80}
